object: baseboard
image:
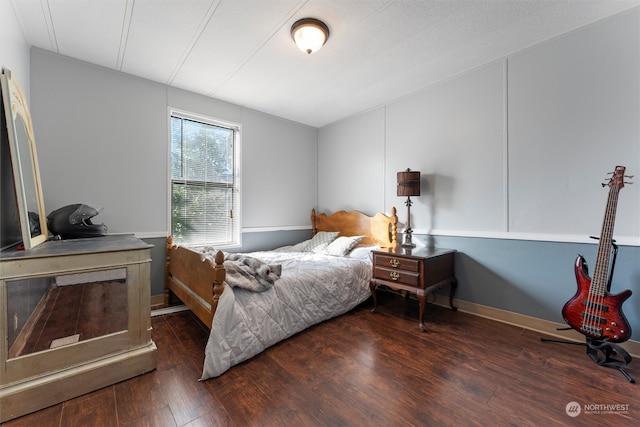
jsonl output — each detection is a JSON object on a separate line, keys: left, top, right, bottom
{"left": 150, "top": 304, "right": 189, "bottom": 317}
{"left": 149, "top": 293, "right": 190, "bottom": 317}
{"left": 432, "top": 294, "right": 640, "bottom": 358}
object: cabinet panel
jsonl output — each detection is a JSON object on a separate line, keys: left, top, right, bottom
{"left": 0, "top": 235, "right": 157, "bottom": 422}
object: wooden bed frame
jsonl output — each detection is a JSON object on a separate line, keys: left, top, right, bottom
{"left": 165, "top": 207, "right": 398, "bottom": 328}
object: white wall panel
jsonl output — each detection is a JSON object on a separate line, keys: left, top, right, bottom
{"left": 1, "top": 0, "right": 30, "bottom": 99}
{"left": 385, "top": 61, "right": 506, "bottom": 233}
{"left": 31, "top": 50, "right": 167, "bottom": 235}
{"left": 1, "top": 0, "right": 32, "bottom": 250}
{"left": 508, "top": 9, "right": 640, "bottom": 238}
{"left": 167, "top": 87, "right": 242, "bottom": 124}
{"left": 240, "top": 109, "right": 317, "bottom": 228}
{"left": 318, "top": 108, "right": 385, "bottom": 215}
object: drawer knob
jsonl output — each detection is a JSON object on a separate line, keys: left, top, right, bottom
{"left": 389, "top": 259, "right": 400, "bottom": 268}
{"left": 389, "top": 271, "right": 400, "bottom": 281}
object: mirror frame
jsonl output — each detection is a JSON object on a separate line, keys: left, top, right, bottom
{"left": 1, "top": 69, "right": 48, "bottom": 249}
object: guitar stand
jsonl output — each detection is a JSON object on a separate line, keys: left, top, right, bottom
{"left": 541, "top": 334, "right": 635, "bottom": 383}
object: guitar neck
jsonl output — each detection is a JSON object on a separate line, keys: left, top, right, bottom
{"left": 590, "top": 168, "right": 624, "bottom": 297}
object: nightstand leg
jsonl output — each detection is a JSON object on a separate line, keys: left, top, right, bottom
{"left": 369, "top": 281, "right": 378, "bottom": 312}
{"left": 449, "top": 278, "right": 458, "bottom": 311}
{"left": 417, "top": 292, "right": 427, "bottom": 332}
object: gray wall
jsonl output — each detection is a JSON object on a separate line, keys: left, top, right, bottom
{"left": 318, "top": 8, "right": 640, "bottom": 340}
{"left": 31, "top": 50, "right": 318, "bottom": 237}
{"left": 0, "top": 0, "right": 30, "bottom": 101}
{"left": 0, "top": 0, "right": 31, "bottom": 250}
{"left": 29, "top": 49, "right": 317, "bottom": 296}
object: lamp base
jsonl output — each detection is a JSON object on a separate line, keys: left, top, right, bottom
{"left": 401, "top": 231, "right": 416, "bottom": 248}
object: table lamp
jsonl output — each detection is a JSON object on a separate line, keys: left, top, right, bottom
{"left": 397, "top": 168, "right": 421, "bottom": 248}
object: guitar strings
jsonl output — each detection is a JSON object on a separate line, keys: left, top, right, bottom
{"left": 583, "top": 184, "right": 619, "bottom": 338}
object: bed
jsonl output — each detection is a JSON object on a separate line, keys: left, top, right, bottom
{"left": 165, "top": 207, "right": 398, "bottom": 379}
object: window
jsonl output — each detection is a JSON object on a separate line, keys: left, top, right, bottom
{"left": 170, "top": 111, "right": 240, "bottom": 247}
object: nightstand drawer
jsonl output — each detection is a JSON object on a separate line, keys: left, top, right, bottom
{"left": 373, "top": 254, "right": 420, "bottom": 272}
{"left": 373, "top": 266, "right": 420, "bottom": 287}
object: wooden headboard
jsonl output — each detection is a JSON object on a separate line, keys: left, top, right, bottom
{"left": 311, "top": 207, "right": 398, "bottom": 247}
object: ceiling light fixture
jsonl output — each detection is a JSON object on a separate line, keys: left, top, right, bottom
{"left": 291, "top": 18, "right": 330, "bottom": 55}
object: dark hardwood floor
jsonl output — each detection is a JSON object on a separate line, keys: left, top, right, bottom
{"left": 3, "top": 292, "right": 638, "bottom": 426}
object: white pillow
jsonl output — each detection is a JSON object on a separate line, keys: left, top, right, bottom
{"left": 306, "top": 231, "right": 340, "bottom": 253}
{"left": 323, "top": 236, "right": 364, "bottom": 256}
{"left": 346, "top": 245, "right": 379, "bottom": 260}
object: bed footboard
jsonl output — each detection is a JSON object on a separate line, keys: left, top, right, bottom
{"left": 165, "top": 237, "right": 226, "bottom": 328}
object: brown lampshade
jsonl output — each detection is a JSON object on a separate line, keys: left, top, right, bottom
{"left": 397, "top": 169, "right": 421, "bottom": 197}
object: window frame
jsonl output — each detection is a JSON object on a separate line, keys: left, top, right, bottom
{"left": 168, "top": 108, "right": 241, "bottom": 249}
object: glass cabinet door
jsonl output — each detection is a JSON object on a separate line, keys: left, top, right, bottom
{"left": 6, "top": 268, "right": 128, "bottom": 359}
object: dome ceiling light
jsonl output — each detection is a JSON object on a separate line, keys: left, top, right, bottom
{"left": 291, "top": 18, "right": 330, "bottom": 55}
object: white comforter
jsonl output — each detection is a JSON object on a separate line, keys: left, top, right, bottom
{"left": 200, "top": 248, "right": 374, "bottom": 379}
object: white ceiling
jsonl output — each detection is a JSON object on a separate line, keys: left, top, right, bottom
{"left": 10, "top": 0, "right": 639, "bottom": 128}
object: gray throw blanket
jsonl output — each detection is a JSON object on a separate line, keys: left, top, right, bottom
{"left": 223, "top": 253, "right": 282, "bottom": 292}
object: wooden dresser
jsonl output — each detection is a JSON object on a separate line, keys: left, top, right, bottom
{"left": 370, "top": 246, "right": 457, "bottom": 331}
{"left": 0, "top": 235, "right": 157, "bottom": 422}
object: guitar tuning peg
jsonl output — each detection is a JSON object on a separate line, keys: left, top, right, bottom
{"left": 624, "top": 174, "right": 634, "bottom": 179}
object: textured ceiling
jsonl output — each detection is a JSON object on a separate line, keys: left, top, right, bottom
{"left": 10, "top": 0, "right": 639, "bottom": 127}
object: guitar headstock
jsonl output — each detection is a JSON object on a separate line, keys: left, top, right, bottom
{"left": 603, "top": 166, "right": 630, "bottom": 190}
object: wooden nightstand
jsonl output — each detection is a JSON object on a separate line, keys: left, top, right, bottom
{"left": 370, "top": 247, "right": 457, "bottom": 331}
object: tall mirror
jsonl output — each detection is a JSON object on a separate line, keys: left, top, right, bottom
{"left": 1, "top": 69, "right": 48, "bottom": 249}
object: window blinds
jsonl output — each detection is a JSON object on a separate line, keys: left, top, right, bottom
{"left": 170, "top": 114, "right": 238, "bottom": 246}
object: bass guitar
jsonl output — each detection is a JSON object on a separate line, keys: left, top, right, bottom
{"left": 561, "top": 166, "right": 632, "bottom": 343}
